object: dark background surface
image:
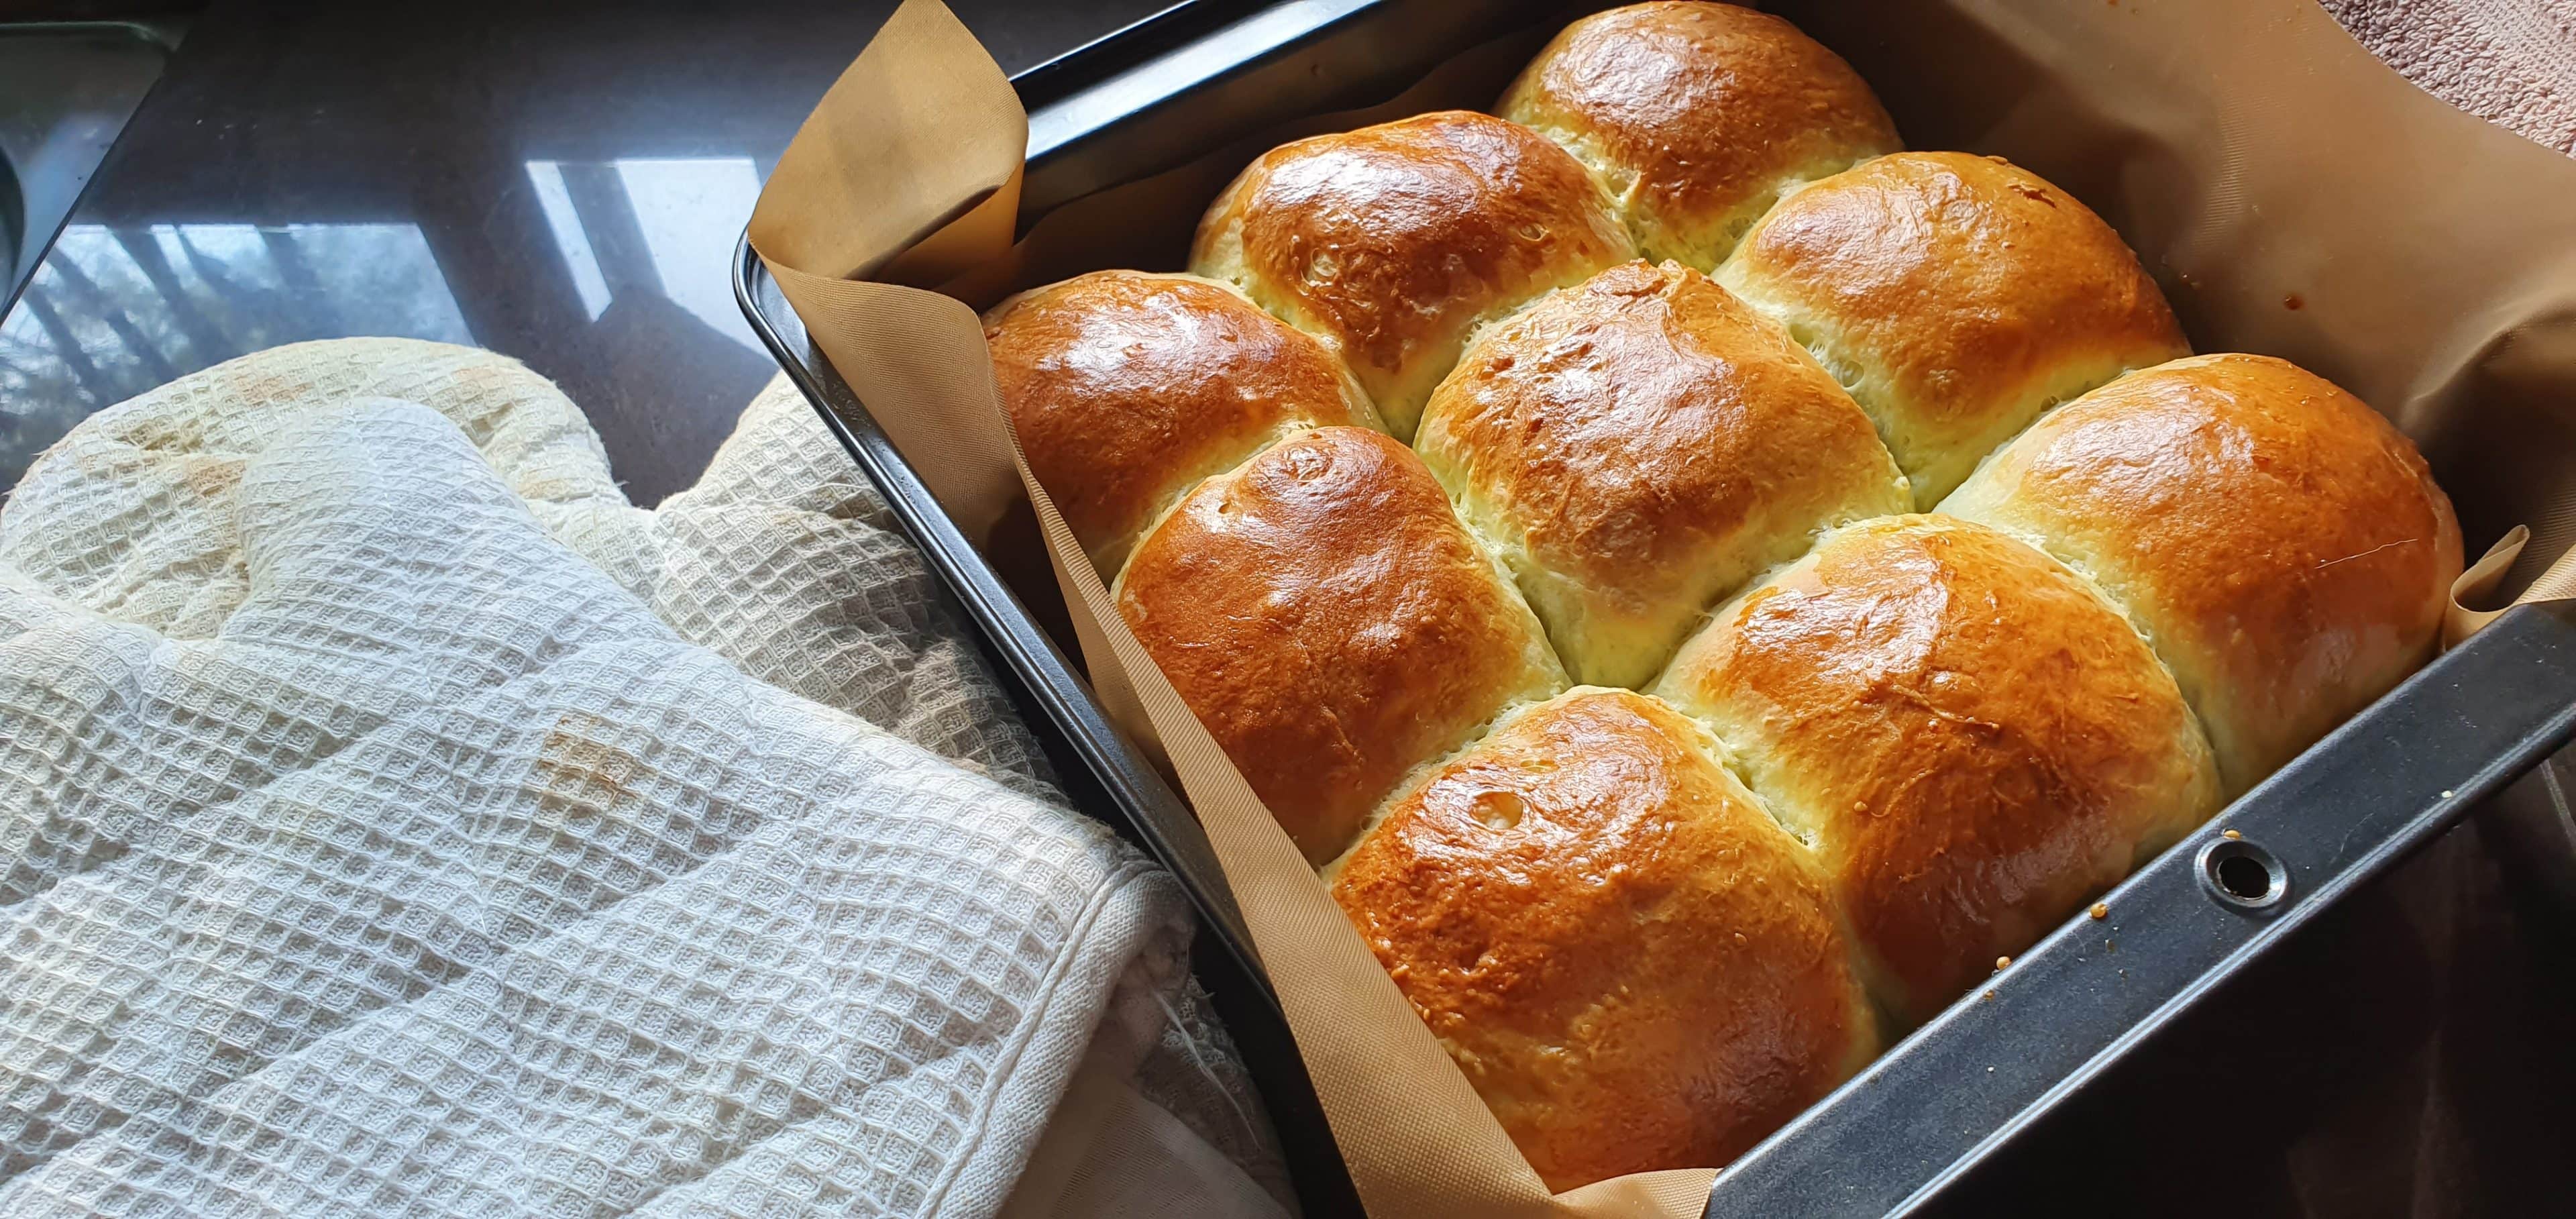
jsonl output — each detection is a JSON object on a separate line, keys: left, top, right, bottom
{"left": 5, "top": 3, "right": 2575, "bottom": 1216}
{"left": 0, "top": 0, "right": 1172, "bottom": 499}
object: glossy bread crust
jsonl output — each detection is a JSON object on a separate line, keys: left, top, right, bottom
{"left": 1190, "top": 110, "right": 1635, "bottom": 439}
{"left": 1718, "top": 151, "right": 2189, "bottom": 507}
{"left": 1654, "top": 516, "right": 2222, "bottom": 1023}
{"left": 1332, "top": 688, "right": 1876, "bottom": 1190}
{"left": 1073, "top": 7, "right": 2465, "bottom": 1177}
{"left": 985, "top": 271, "right": 1381, "bottom": 576}
{"left": 1417, "top": 260, "right": 1908, "bottom": 688}
{"left": 1499, "top": 1, "right": 1900, "bottom": 268}
{"left": 1116, "top": 426, "right": 1564, "bottom": 864}
{"left": 1939, "top": 354, "right": 2464, "bottom": 794}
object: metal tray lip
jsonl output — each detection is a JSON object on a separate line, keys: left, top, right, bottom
{"left": 733, "top": 3, "right": 2576, "bottom": 1210}
{"left": 1007, "top": 1, "right": 1249, "bottom": 113}
{"left": 1022, "top": 0, "right": 1390, "bottom": 166}
{"left": 0, "top": 18, "right": 184, "bottom": 318}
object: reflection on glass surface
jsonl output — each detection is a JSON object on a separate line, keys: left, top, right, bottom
{"left": 5, "top": 158, "right": 775, "bottom": 500}
{"left": 0, "top": 222, "right": 470, "bottom": 487}
{"left": 523, "top": 156, "right": 764, "bottom": 350}
{"left": 617, "top": 157, "right": 764, "bottom": 346}
{"left": 526, "top": 161, "right": 612, "bottom": 321}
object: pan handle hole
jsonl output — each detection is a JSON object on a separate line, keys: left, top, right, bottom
{"left": 2198, "top": 837, "right": 2288, "bottom": 910}
{"left": 2216, "top": 853, "right": 2270, "bottom": 899}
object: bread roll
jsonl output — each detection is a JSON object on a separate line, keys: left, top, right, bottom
{"left": 1654, "top": 516, "right": 2221, "bottom": 1023}
{"left": 1116, "top": 427, "right": 1564, "bottom": 863}
{"left": 1191, "top": 110, "right": 1635, "bottom": 440}
{"left": 1417, "top": 260, "right": 1908, "bottom": 688}
{"left": 1499, "top": 1, "right": 1900, "bottom": 269}
{"left": 985, "top": 271, "right": 1382, "bottom": 576}
{"left": 1717, "top": 151, "right": 2189, "bottom": 507}
{"left": 1330, "top": 687, "right": 1876, "bottom": 1189}
{"left": 1939, "top": 354, "right": 2464, "bottom": 795}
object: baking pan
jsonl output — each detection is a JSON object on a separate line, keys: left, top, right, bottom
{"left": 736, "top": 1, "right": 2576, "bottom": 1212}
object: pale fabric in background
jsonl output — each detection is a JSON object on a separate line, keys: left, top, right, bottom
{"left": 0, "top": 339, "right": 1288, "bottom": 1218}
{"left": 2326, "top": 0, "right": 2576, "bottom": 154}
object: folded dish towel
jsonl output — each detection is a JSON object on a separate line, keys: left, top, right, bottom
{"left": 0, "top": 339, "right": 1289, "bottom": 1218}
{"left": 2326, "top": 0, "right": 2576, "bottom": 154}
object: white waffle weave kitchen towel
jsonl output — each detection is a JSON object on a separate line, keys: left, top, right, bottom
{"left": 0, "top": 339, "right": 1289, "bottom": 1218}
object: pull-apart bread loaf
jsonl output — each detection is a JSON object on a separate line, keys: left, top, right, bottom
{"left": 979, "top": 1, "right": 2465, "bottom": 1187}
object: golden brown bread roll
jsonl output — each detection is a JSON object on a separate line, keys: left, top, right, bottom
{"left": 1717, "top": 151, "right": 2190, "bottom": 507}
{"left": 1498, "top": 1, "right": 1900, "bottom": 269}
{"left": 1939, "top": 354, "right": 2465, "bottom": 796}
{"left": 1190, "top": 110, "right": 1635, "bottom": 440}
{"left": 985, "top": 271, "right": 1382, "bottom": 577}
{"left": 1330, "top": 687, "right": 1876, "bottom": 1189}
{"left": 1417, "top": 260, "right": 1908, "bottom": 688}
{"left": 1116, "top": 426, "right": 1564, "bottom": 863}
{"left": 1654, "top": 516, "right": 2222, "bottom": 1024}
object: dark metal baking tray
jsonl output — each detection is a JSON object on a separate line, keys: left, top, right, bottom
{"left": 736, "top": 2, "right": 2576, "bottom": 1212}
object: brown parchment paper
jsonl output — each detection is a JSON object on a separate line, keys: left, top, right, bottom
{"left": 747, "top": 2, "right": 2576, "bottom": 1214}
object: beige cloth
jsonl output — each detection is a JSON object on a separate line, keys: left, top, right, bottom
{"left": 0, "top": 339, "right": 1287, "bottom": 1217}
{"left": 2326, "top": 0, "right": 2576, "bottom": 154}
